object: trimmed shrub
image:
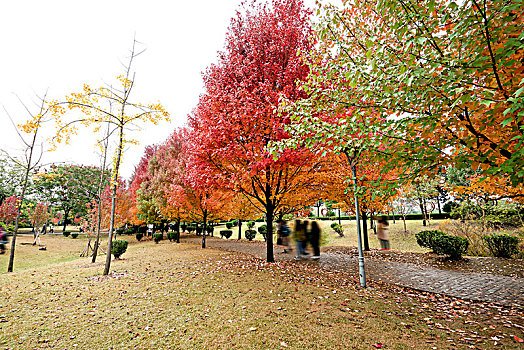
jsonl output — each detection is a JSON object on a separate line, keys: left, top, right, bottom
{"left": 220, "top": 230, "right": 232, "bottom": 239}
{"left": 258, "top": 224, "right": 267, "bottom": 241}
{"left": 136, "top": 232, "right": 143, "bottom": 242}
{"left": 432, "top": 234, "right": 469, "bottom": 260}
{"left": 71, "top": 233, "right": 79, "bottom": 239}
{"left": 187, "top": 224, "right": 195, "bottom": 234}
{"left": 247, "top": 221, "right": 255, "bottom": 229}
{"left": 415, "top": 230, "right": 445, "bottom": 249}
{"left": 124, "top": 228, "right": 134, "bottom": 235}
{"left": 63, "top": 231, "right": 71, "bottom": 237}
{"left": 226, "top": 221, "right": 234, "bottom": 229}
{"left": 153, "top": 233, "right": 163, "bottom": 243}
{"left": 111, "top": 240, "right": 128, "bottom": 259}
{"left": 245, "top": 229, "right": 257, "bottom": 241}
{"left": 116, "top": 227, "right": 125, "bottom": 235}
{"left": 167, "top": 231, "right": 176, "bottom": 242}
{"left": 483, "top": 234, "right": 520, "bottom": 258}
{"left": 180, "top": 223, "right": 187, "bottom": 232}
{"left": 196, "top": 225, "right": 203, "bottom": 234}
{"left": 330, "top": 223, "right": 344, "bottom": 237}
{"left": 231, "top": 219, "right": 238, "bottom": 226}
{"left": 206, "top": 225, "right": 214, "bottom": 234}
{"left": 416, "top": 230, "right": 468, "bottom": 260}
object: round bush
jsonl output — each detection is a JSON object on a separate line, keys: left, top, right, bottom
{"left": 245, "top": 229, "right": 257, "bottom": 241}
{"left": 206, "top": 225, "right": 214, "bottom": 234}
{"left": 136, "top": 232, "right": 143, "bottom": 242}
{"left": 416, "top": 230, "right": 468, "bottom": 260}
{"left": 167, "top": 231, "right": 176, "bottom": 242}
{"left": 63, "top": 231, "right": 71, "bottom": 237}
{"left": 483, "top": 234, "right": 520, "bottom": 258}
{"left": 226, "top": 221, "right": 233, "bottom": 229}
{"left": 71, "top": 233, "right": 79, "bottom": 239}
{"left": 247, "top": 221, "right": 255, "bottom": 229}
{"left": 111, "top": 240, "right": 128, "bottom": 259}
{"left": 180, "top": 223, "right": 187, "bottom": 232}
{"left": 220, "top": 230, "right": 232, "bottom": 239}
{"left": 153, "top": 233, "right": 163, "bottom": 243}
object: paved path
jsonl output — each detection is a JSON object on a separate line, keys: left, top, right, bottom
{"left": 183, "top": 236, "right": 524, "bottom": 309}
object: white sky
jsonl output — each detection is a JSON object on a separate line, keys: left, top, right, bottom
{"left": 0, "top": 0, "right": 320, "bottom": 180}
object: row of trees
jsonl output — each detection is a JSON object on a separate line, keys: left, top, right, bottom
{"left": 128, "top": 0, "right": 523, "bottom": 264}
{"left": 3, "top": 0, "right": 522, "bottom": 273}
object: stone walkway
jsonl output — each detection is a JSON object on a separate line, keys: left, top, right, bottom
{"left": 183, "top": 235, "right": 524, "bottom": 309}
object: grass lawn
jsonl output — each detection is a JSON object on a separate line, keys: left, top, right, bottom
{"left": 1, "top": 236, "right": 522, "bottom": 349}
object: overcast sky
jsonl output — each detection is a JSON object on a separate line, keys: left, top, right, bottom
{"left": 0, "top": 0, "right": 321, "bottom": 179}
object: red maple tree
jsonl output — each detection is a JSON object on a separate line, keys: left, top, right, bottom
{"left": 189, "top": 0, "right": 319, "bottom": 262}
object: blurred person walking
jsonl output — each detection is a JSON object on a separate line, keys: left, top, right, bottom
{"left": 310, "top": 221, "right": 321, "bottom": 259}
{"left": 293, "top": 219, "right": 308, "bottom": 260}
{"left": 377, "top": 216, "right": 390, "bottom": 250}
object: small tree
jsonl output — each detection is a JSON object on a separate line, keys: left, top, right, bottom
{"left": 49, "top": 39, "right": 169, "bottom": 275}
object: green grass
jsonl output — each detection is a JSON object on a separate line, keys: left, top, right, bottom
{"left": 1, "top": 239, "right": 519, "bottom": 349}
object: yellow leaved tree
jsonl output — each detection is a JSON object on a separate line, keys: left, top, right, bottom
{"left": 48, "top": 40, "right": 169, "bottom": 275}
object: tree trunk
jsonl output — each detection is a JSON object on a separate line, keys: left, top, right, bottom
{"left": 361, "top": 211, "right": 370, "bottom": 251}
{"left": 7, "top": 150, "right": 33, "bottom": 272}
{"left": 418, "top": 197, "right": 426, "bottom": 226}
{"left": 237, "top": 219, "right": 242, "bottom": 240}
{"left": 266, "top": 204, "right": 275, "bottom": 263}
{"left": 202, "top": 210, "right": 208, "bottom": 248}
{"left": 62, "top": 209, "right": 70, "bottom": 233}
{"left": 103, "top": 125, "right": 123, "bottom": 276}
{"left": 402, "top": 214, "right": 407, "bottom": 232}
{"left": 175, "top": 219, "right": 180, "bottom": 243}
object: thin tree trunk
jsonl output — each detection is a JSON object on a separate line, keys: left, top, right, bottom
{"left": 202, "top": 210, "right": 208, "bottom": 248}
{"left": 266, "top": 203, "right": 275, "bottom": 262}
{"left": 362, "top": 211, "right": 370, "bottom": 251}
{"left": 237, "top": 219, "right": 242, "bottom": 240}
{"left": 103, "top": 125, "right": 123, "bottom": 276}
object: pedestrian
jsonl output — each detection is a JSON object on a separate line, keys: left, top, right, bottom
{"left": 41, "top": 224, "right": 47, "bottom": 235}
{"left": 377, "top": 216, "right": 390, "bottom": 250}
{"left": 293, "top": 220, "right": 308, "bottom": 260}
{"left": 0, "top": 225, "right": 8, "bottom": 254}
{"left": 277, "top": 219, "right": 292, "bottom": 253}
{"left": 309, "top": 221, "right": 321, "bottom": 259}
{"left": 49, "top": 224, "right": 54, "bottom": 233}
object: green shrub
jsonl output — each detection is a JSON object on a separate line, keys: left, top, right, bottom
{"left": 330, "top": 223, "right": 344, "bottom": 237}
{"left": 226, "top": 221, "right": 233, "bottom": 229}
{"left": 124, "top": 228, "right": 134, "bottom": 235}
{"left": 116, "top": 227, "right": 125, "bottom": 235}
{"left": 180, "top": 223, "right": 187, "bottom": 232}
{"left": 206, "top": 225, "right": 214, "bottom": 234}
{"left": 416, "top": 230, "right": 468, "bottom": 260}
{"left": 187, "top": 224, "right": 195, "bottom": 234}
{"left": 111, "top": 240, "right": 128, "bottom": 259}
{"left": 326, "top": 210, "right": 336, "bottom": 217}
{"left": 258, "top": 224, "right": 267, "bottom": 241}
{"left": 483, "top": 234, "right": 520, "bottom": 258}
{"left": 136, "top": 232, "right": 143, "bottom": 242}
{"left": 231, "top": 219, "right": 238, "bottom": 226}
{"left": 245, "top": 229, "right": 257, "bottom": 241}
{"left": 63, "top": 231, "right": 71, "bottom": 237}
{"left": 415, "top": 230, "right": 445, "bottom": 249}
{"left": 153, "top": 233, "right": 163, "bottom": 243}
{"left": 220, "top": 230, "right": 232, "bottom": 239}
{"left": 432, "top": 235, "right": 469, "bottom": 260}
{"left": 167, "top": 231, "right": 176, "bottom": 241}
{"left": 247, "top": 221, "right": 255, "bottom": 229}
{"left": 71, "top": 233, "right": 79, "bottom": 239}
